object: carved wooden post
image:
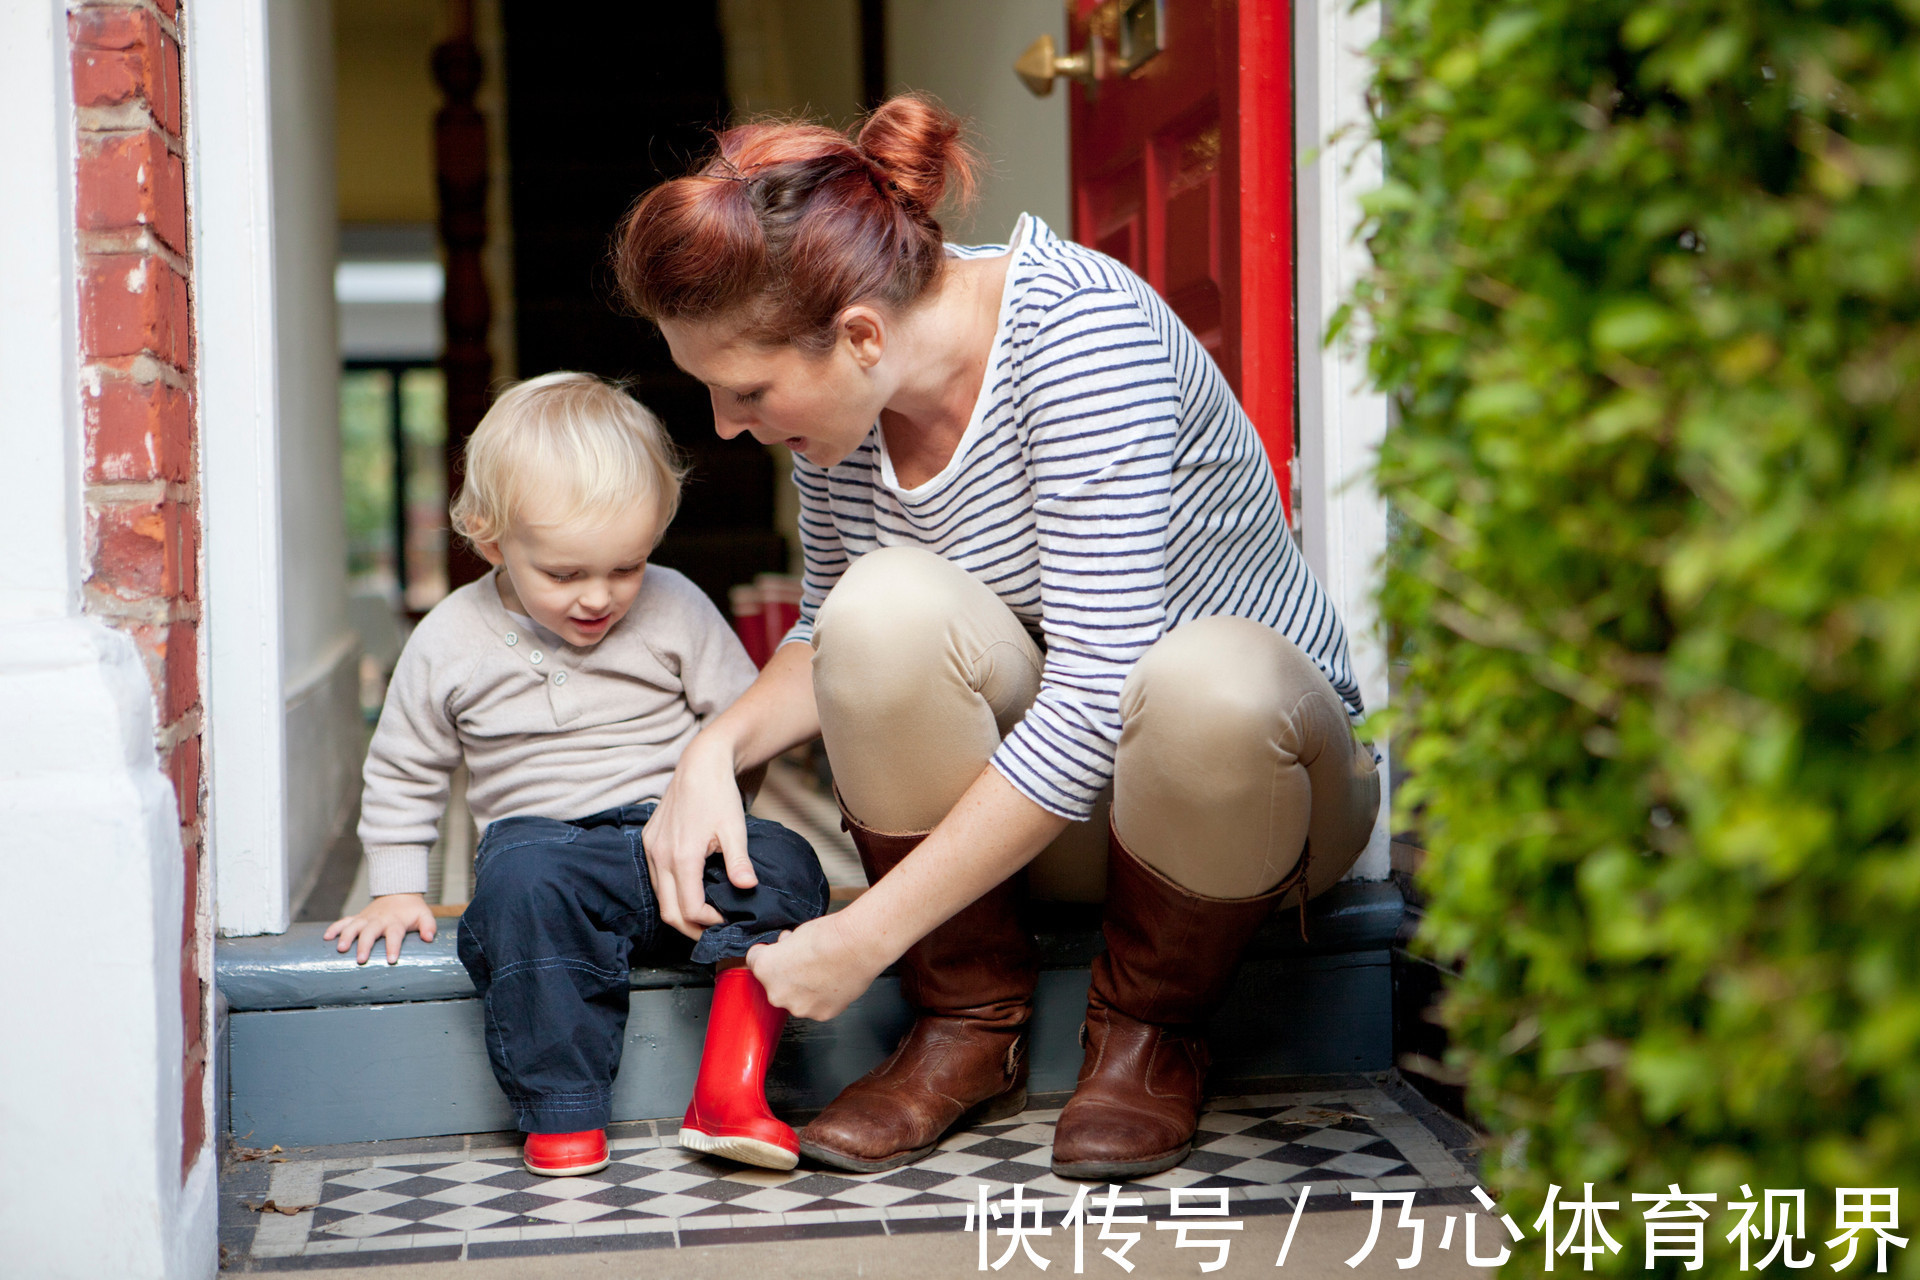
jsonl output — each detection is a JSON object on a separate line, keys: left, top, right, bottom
{"left": 434, "top": 0, "right": 492, "bottom": 587}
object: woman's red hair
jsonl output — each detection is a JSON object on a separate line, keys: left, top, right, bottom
{"left": 614, "top": 93, "right": 979, "bottom": 352}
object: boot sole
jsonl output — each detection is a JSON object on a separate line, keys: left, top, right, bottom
{"left": 523, "top": 1155, "right": 610, "bottom": 1177}
{"left": 1050, "top": 1140, "right": 1192, "bottom": 1182}
{"left": 799, "top": 1086, "right": 1030, "bottom": 1174}
{"left": 679, "top": 1126, "right": 800, "bottom": 1171}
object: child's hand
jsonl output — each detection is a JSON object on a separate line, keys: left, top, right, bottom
{"left": 646, "top": 734, "right": 758, "bottom": 941}
{"left": 323, "top": 893, "right": 436, "bottom": 966}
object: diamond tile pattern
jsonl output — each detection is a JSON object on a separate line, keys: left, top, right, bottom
{"left": 229, "top": 1085, "right": 1473, "bottom": 1264}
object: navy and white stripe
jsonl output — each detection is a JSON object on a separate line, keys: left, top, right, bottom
{"left": 787, "top": 215, "right": 1360, "bottom": 821}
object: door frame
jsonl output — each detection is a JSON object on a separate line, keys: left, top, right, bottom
{"left": 192, "top": 0, "right": 292, "bottom": 935}
{"left": 1295, "top": 0, "right": 1392, "bottom": 879}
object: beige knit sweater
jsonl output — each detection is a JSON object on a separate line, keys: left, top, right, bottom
{"left": 358, "top": 566, "right": 757, "bottom": 897}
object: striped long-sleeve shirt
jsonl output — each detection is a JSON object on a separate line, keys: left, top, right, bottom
{"left": 786, "top": 214, "right": 1360, "bottom": 822}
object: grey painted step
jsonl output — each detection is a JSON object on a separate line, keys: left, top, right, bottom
{"left": 228, "top": 952, "right": 1392, "bottom": 1148}
{"left": 217, "top": 881, "right": 1407, "bottom": 1011}
{"left": 220, "top": 883, "right": 1403, "bottom": 1148}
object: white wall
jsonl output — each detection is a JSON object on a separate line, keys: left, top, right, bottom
{"left": 0, "top": 3, "right": 216, "bottom": 1274}
{"left": 269, "top": 0, "right": 362, "bottom": 915}
{"left": 200, "top": 0, "right": 362, "bottom": 933}
{"left": 886, "top": 0, "right": 1069, "bottom": 244}
{"left": 197, "top": 0, "right": 290, "bottom": 935}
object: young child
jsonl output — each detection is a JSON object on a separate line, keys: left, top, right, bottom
{"left": 324, "top": 371, "right": 827, "bottom": 1176}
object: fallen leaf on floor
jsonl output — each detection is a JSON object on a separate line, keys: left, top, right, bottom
{"left": 1284, "top": 1107, "right": 1370, "bottom": 1126}
{"left": 248, "top": 1199, "right": 314, "bottom": 1216}
{"left": 230, "top": 1147, "right": 265, "bottom": 1162}
{"left": 268, "top": 1145, "right": 283, "bottom": 1153}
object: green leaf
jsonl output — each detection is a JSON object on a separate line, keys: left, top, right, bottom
{"left": 1592, "top": 300, "right": 1678, "bottom": 351}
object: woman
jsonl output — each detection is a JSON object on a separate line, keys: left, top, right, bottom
{"left": 616, "top": 94, "right": 1379, "bottom": 1180}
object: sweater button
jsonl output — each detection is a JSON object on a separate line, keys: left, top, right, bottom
{"left": 552, "top": 671, "right": 567, "bottom": 686}
{"left": 529, "top": 650, "right": 544, "bottom": 664}
{"left": 504, "top": 632, "right": 518, "bottom": 646}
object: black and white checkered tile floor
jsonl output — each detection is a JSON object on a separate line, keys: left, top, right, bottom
{"left": 222, "top": 1079, "right": 1477, "bottom": 1268}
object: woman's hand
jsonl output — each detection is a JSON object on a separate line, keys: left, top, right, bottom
{"left": 644, "top": 733, "right": 756, "bottom": 940}
{"left": 752, "top": 766, "right": 1069, "bottom": 1018}
{"left": 324, "top": 893, "right": 436, "bottom": 966}
{"left": 745, "top": 912, "right": 887, "bottom": 1021}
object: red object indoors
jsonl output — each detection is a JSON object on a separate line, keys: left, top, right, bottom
{"left": 756, "top": 574, "right": 803, "bottom": 659}
{"left": 678, "top": 966, "right": 799, "bottom": 1170}
{"left": 1067, "top": 0, "right": 1295, "bottom": 512}
{"left": 729, "top": 584, "right": 770, "bottom": 668}
{"left": 728, "top": 575, "right": 803, "bottom": 669}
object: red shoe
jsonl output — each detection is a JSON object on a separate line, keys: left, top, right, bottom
{"left": 679, "top": 966, "right": 799, "bottom": 1170}
{"left": 523, "top": 1128, "right": 609, "bottom": 1177}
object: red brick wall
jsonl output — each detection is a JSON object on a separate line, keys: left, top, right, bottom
{"left": 70, "top": 0, "right": 209, "bottom": 1180}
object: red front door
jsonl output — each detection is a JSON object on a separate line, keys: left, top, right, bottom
{"left": 1063, "top": 0, "right": 1294, "bottom": 512}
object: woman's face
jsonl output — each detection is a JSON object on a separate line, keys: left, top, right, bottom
{"left": 659, "top": 313, "right": 889, "bottom": 470}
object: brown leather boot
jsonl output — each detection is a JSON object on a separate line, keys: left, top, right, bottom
{"left": 797, "top": 806, "right": 1038, "bottom": 1173}
{"left": 1050, "top": 825, "right": 1293, "bottom": 1180}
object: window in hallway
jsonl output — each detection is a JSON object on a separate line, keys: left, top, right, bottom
{"left": 340, "top": 362, "right": 448, "bottom": 614}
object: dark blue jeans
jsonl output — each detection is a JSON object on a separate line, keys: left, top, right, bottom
{"left": 455, "top": 801, "right": 827, "bottom": 1134}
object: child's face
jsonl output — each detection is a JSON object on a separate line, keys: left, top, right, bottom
{"left": 476, "top": 500, "right": 659, "bottom": 647}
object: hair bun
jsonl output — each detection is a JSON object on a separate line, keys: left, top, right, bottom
{"left": 617, "top": 93, "right": 977, "bottom": 351}
{"left": 855, "top": 92, "right": 978, "bottom": 218}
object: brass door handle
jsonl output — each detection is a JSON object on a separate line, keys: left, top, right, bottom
{"left": 1014, "top": 32, "right": 1092, "bottom": 97}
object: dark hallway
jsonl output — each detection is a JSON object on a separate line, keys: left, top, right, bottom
{"left": 502, "top": 1, "right": 785, "bottom": 607}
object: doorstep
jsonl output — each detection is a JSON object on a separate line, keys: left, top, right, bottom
{"left": 217, "top": 884, "right": 1404, "bottom": 1148}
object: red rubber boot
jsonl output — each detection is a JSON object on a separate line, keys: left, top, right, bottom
{"left": 678, "top": 965, "right": 798, "bottom": 1170}
{"left": 523, "top": 1129, "right": 609, "bottom": 1177}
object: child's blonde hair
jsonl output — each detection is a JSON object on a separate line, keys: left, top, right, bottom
{"left": 450, "top": 372, "right": 686, "bottom": 548}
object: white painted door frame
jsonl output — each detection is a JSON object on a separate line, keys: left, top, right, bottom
{"left": 1295, "top": 0, "right": 1393, "bottom": 881}
{"left": 190, "top": 0, "right": 292, "bottom": 935}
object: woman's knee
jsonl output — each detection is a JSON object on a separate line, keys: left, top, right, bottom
{"left": 1120, "top": 616, "right": 1323, "bottom": 751}
{"left": 813, "top": 546, "right": 1033, "bottom": 718}
{"left": 815, "top": 547, "right": 961, "bottom": 651}
{"left": 814, "top": 549, "right": 960, "bottom": 700}
{"left": 1112, "top": 617, "right": 1375, "bottom": 896}
{"left": 1114, "top": 617, "right": 1350, "bottom": 839}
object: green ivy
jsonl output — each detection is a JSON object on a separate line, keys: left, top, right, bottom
{"left": 1358, "top": 1, "right": 1920, "bottom": 1272}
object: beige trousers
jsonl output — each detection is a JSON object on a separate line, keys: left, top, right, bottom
{"left": 810, "top": 547, "right": 1380, "bottom": 903}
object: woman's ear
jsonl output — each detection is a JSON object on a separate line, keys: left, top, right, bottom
{"left": 838, "top": 305, "right": 887, "bottom": 369}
